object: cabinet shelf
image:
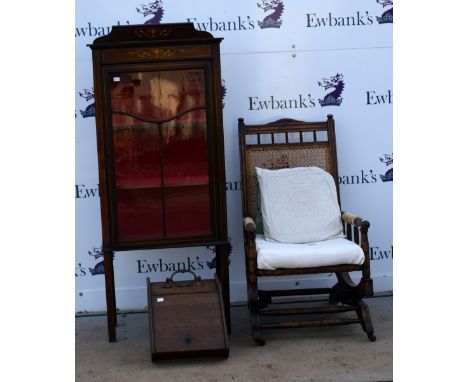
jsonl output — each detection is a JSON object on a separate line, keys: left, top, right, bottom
{"left": 115, "top": 175, "right": 209, "bottom": 190}
{"left": 116, "top": 182, "right": 209, "bottom": 190}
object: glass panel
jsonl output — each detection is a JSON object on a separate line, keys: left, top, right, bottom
{"left": 116, "top": 188, "right": 163, "bottom": 239}
{"left": 165, "top": 186, "right": 211, "bottom": 237}
{"left": 112, "top": 119, "right": 161, "bottom": 188}
{"left": 109, "top": 68, "right": 212, "bottom": 240}
{"left": 161, "top": 109, "right": 209, "bottom": 186}
{"left": 147, "top": 69, "right": 206, "bottom": 121}
{"left": 160, "top": 73, "right": 211, "bottom": 237}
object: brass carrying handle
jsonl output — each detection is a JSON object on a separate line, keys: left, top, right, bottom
{"left": 164, "top": 269, "right": 203, "bottom": 288}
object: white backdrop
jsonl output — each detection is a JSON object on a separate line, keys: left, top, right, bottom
{"left": 75, "top": 0, "right": 393, "bottom": 312}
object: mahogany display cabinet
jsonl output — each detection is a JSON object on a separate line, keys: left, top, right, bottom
{"left": 89, "top": 23, "right": 230, "bottom": 342}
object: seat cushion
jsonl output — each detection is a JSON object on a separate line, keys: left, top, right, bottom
{"left": 256, "top": 235, "right": 364, "bottom": 270}
{"left": 255, "top": 166, "right": 344, "bottom": 244}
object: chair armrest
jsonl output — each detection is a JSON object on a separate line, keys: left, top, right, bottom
{"left": 341, "top": 212, "right": 370, "bottom": 229}
{"left": 341, "top": 212, "right": 372, "bottom": 287}
{"left": 242, "top": 217, "right": 258, "bottom": 280}
{"left": 243, "top": 217, "right": 256, "bottom": 233}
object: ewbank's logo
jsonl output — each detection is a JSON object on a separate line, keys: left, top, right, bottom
{"left": 75, "top": 20, "right": 130, "bottom": 38}
{"left": 247, "top": 73, "right": 346, "bottom": 111}
{"left": 221, "top": 79, "right": 226, "bottom": 109}
{"left": 257, "top": 0, "right": 285, "bottom": 29}
{"left": 79, "top": 88, "right": 95, "bottom": 118}
{"left": 305, "top": 1, "right": 394, "bottom": 28}
{"left": 339, "top": 154, "right": 393, "bottom": 185}
{"left": 318, "top": 73, "right": 345, "bottom": 107}
{"left": 379, "top": 153, "right": 393, "bottom": 182}
{"left": 137, "top": 257, "right": 205, "bottom": 273}
{"left": 137, "top": 0, "right": 164, "bottom": 24}
{"left": 370, "top": 245, "right": 393, "bottom": 260}
{"left": 376, "top": 0, "right": 393, "bottom": 24}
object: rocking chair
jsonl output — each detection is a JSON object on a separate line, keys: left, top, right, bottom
{"left": 238, "top": 114, "right": 376, "bottom": 345}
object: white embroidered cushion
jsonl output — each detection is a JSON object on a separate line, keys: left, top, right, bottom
{"left": 255, "top": 166, "right": 344, "bottom": 244}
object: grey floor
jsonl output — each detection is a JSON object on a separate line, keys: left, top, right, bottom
{"left": 76, "top": 295, "right": 392, "bottom": 382}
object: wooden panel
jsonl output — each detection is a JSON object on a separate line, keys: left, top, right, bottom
{"left": 148, "top": 278, "right": 228, "bottom": 360}
{"left": 103, "top": 45, "right": 212, "bottom": 63}
{"left": 152, "top": 293, "right": 224, "bottom": 353}
{"left": 89, "top": 23, "right": 218, "bottom": 47}
{"left": 150, "top": 281, "right": 216, "bottom": 295}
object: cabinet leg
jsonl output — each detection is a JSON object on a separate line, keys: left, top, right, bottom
{"left": 104, "top": 249, "right": 117, "bottom": 342}
{"left": 216, "top": 244, "right": 231, "bottom": 334}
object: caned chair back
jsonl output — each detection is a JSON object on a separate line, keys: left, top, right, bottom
{"left": 238, "top": 115, "right": 340, "bottom": 219}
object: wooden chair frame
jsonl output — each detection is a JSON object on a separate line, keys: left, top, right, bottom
{"left": 238, "top": 114, "right": 376, "bottom": 345}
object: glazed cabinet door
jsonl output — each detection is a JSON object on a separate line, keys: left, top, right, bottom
{"left": 103, "top": 63, "right": 218, "bottom": 247}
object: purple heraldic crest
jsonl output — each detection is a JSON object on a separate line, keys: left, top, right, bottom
{"left": 206, "top": 238, "right": 232, "bottom": 269}
{"left": 257, "top": 0, "right": 284, "bottom": 29}
{"left": 79, "top": 88, "right": 95, "bottom": 118}
{"left": 88, "top": 247, "right": 114, "bottom": 276}
{"left": 376, "top": 0, "right": 393, "bottom": 24}
{"left": 136, "top": 0, "right": 164, "bottom": 25}
{"left": 318, "top": 73, "right": 345, "bottom": 107}
{"left": 379, "top": 153, "right": 393, "bottom": 182}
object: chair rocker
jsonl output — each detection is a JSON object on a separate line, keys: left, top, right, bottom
{"left": 238, "top": 114, "right": 376, "bottom": 345}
